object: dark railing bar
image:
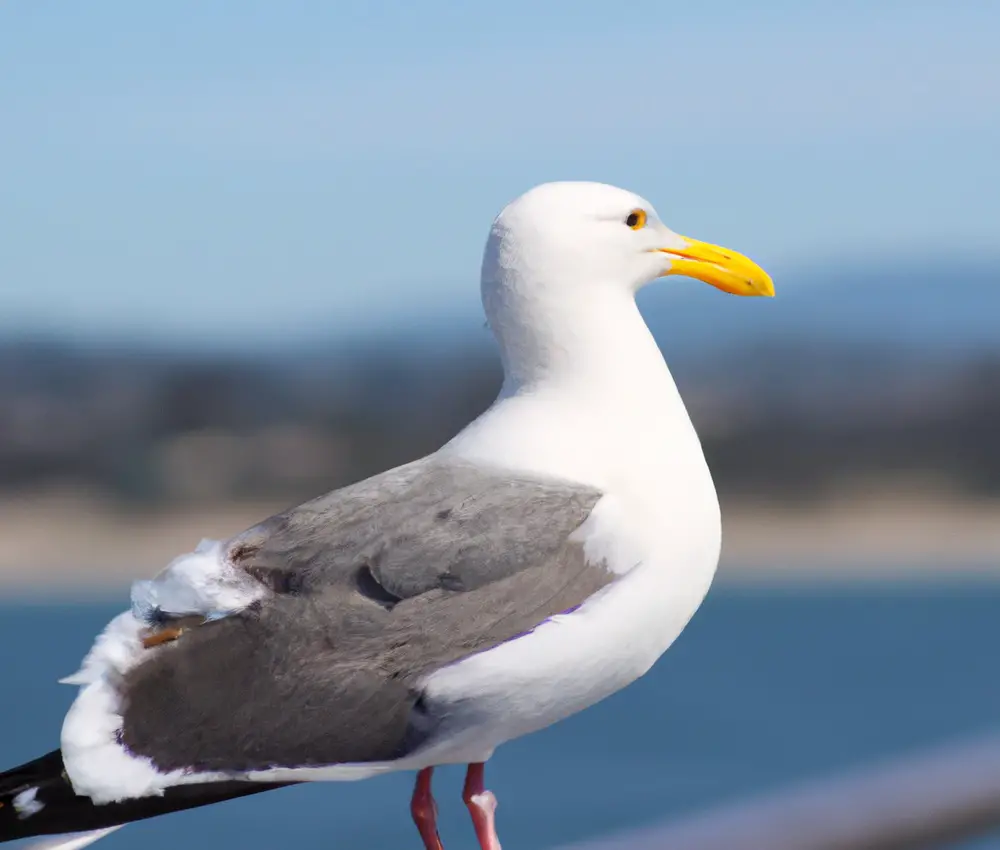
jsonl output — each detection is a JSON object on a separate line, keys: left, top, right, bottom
{"left": 560, "top": 733, "right": 1000, "bottom": 850}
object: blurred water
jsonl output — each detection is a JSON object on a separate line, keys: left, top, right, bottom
{"left": 3, "top": 584, "right": 1000, "bottom": 849}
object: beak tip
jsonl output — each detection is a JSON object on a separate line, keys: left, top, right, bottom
{"left": 756, "top": 277, "right": 776, "bottom": 298}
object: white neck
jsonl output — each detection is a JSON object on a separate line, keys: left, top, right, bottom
{"left": 492, "top": 285, "right": 663, "bottom": 397}
{"left": 446, "top": 283, "right": 713, "bottom": 502}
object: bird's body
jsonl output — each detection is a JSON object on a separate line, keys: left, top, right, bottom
{"left": 422, "top": 288, "right": 724, "bottom": 769}
{"left": 0, "top": 181, "right": 772, "bottom": 849}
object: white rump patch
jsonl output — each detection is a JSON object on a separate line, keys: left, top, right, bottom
{"left": 60, "top": 539, "right": 265, "bottom": 804}
{"left": 12, "top": 786, "right": 44, "bottom": 818}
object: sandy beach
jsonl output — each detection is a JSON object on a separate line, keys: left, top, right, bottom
{"left": 0, "top": 490, "right": 997, "bottom": 595}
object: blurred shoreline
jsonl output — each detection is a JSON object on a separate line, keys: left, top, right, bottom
{"left": 1, "top": 492, "right": 997, "bottom": 594}
{"left": 3, "top": 317, "right": 1000, "bottom": 596}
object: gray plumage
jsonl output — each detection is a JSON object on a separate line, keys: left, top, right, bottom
{"left": 119, "top": 458, "right": 611, "bottom": 774}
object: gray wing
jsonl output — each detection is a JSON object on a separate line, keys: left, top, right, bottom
{"left": 119, "top": 458, "right": 610, "bottom": 775}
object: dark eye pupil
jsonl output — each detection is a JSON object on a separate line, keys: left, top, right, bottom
{"left": 626, "top": 212, "right": 640, "bottom": 227}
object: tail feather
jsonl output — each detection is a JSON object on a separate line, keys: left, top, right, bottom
{"left": 1, "top": 749, "right": 289, "bottom": 843}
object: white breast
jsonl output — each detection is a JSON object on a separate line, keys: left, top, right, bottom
{"left": 420, "top": 348, "right": 723, "bottom": 765}
{"left": 412, "top": 490, "right": 720, "bottom": 767}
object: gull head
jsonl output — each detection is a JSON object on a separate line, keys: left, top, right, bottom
{"left": 483, "top": 181, "right": 773, "bottom": 303}
{"left": 480, "top": 181, "right": 774, "bottom": 384}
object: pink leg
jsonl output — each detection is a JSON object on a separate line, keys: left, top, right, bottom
{"left": 463, "top": 762, "right": 501, "bottom": 850}
{"left": 411, "top": 767, "right": 444, "bottom": 850}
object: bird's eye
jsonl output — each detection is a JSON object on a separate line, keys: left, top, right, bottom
{"left": 625, "top": 209, "right": 647, "bottom": 230}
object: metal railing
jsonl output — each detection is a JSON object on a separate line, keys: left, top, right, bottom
{"left": 562, "top": 733, "right": 1000, "bottom": 850}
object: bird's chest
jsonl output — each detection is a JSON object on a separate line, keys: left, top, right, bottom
{"left": 422, "top": 431, "right": 722, "bottom": 763}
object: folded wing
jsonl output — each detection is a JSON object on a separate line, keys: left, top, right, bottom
{"left": 114, "top": 458, "right": 611, "bottom": 777}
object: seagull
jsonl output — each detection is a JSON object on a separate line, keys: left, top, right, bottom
{"left": 0, "top": 181, "right": 773, "bottom": 850}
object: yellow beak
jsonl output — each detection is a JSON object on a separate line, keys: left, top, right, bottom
{"left": 658, "top": 237, "right": 774, "bottom": 297}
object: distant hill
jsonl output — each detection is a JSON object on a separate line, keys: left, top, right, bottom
{"left": 308, "top": 257, "right": 1000, "bottom": 365}
{"left": 4, "top": 258, "right": 995, "bottom": 364}
{"left": 641, "top": 258, "right": 1000, "bottom": 360}
{"left": 1, "top": 260, "right": 999, "bottom": 505}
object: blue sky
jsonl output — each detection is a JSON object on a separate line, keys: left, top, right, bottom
{"left": 1, "top": 1, "right": 997, "bottom": 344}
